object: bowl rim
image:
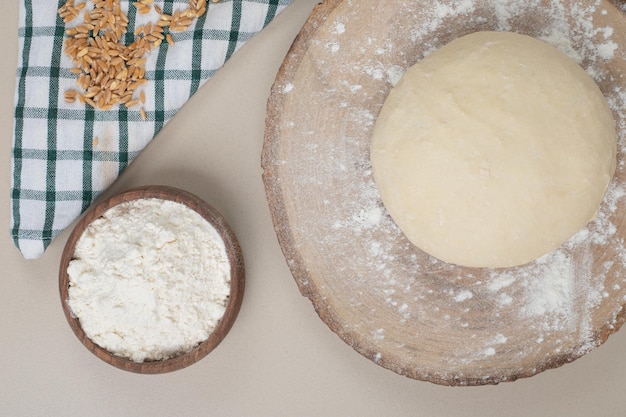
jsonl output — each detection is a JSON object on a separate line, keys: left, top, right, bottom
{"left": 58, "top": 185, "right": 245, "bottom": 374}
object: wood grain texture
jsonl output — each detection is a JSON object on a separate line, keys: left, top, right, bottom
{"left": 58, "top": 185, "right": 245, "bottom": 374}
{"left": 262, "top": 0, "right": 626, "bottom": 385}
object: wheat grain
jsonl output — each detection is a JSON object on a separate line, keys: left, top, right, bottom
{"left": 64, "top": 90, "right": 78, "bottom": 103}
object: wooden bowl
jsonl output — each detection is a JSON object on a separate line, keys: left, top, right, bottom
{"left": 262, "top": 0, "right": 626, "bottom": 385}
{"left": 59, "top": 185, "right": 245, "bottom": 373}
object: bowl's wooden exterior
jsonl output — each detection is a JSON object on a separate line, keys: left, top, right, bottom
{"left": 59, "top": 185, "right": 245, "bottom": 374}
{"left": 262, "top": 0, "right": 626, "bottom": 385}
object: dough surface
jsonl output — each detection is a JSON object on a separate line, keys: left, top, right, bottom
{"left": 370, "top": 31, "right": 616, "bottom": 268}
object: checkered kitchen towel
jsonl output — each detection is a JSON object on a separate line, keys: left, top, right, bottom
{"left": 11, "top": 0, "right": 292, "bottom": 259}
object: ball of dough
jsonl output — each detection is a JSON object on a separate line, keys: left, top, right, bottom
{"left": 370, "top": 31, "right": 616, "bottom": 268}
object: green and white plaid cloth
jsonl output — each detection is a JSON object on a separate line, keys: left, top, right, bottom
{"left": 11, "top": 0, "right": 292, "bottom": 259}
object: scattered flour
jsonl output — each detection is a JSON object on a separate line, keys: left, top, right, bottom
{"left": 283, "top": 82, "right": 294, "bottom": 93}
{"left": 483, "top": 347, "right": 496, "bottom": 356}
{"left": 454, "top": 290, "right": 474, "bottom": 303}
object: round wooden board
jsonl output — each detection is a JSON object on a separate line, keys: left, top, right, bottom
{"left": 262, "top": 0, "right": 626, "bottom": 385}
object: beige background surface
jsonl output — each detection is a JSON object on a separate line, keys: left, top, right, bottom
{"left": 2, "top": 1, "right": 626, "bottom": 416}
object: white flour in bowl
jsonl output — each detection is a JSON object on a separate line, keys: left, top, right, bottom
{"left": 67, "top": 198, "right": 231, "bottom": 362}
